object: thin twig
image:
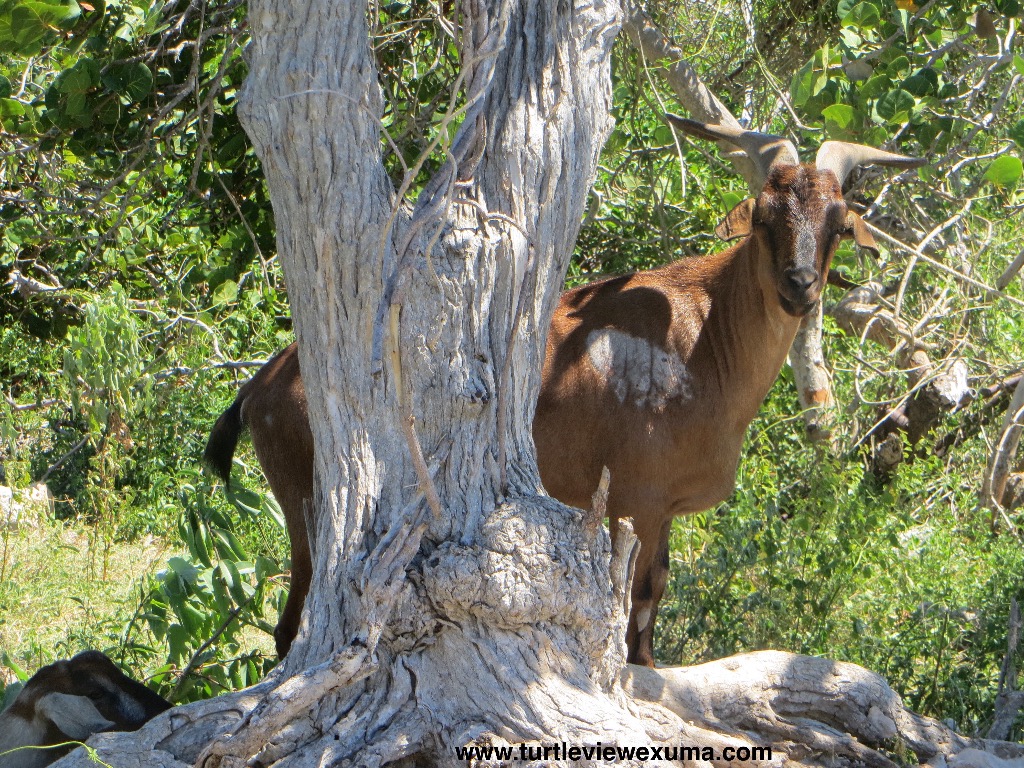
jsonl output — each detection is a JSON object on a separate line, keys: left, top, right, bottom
{"left": 867, "top": 223, "right": 1024, "bottom": 309}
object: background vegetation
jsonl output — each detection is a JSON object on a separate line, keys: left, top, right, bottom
{"left": 1, "top": 0, "right": 1023, "bottom": 741}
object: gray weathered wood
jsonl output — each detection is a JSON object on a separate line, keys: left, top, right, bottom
{"left": 49, "top": 3, "right": 1024, "bottom": 766}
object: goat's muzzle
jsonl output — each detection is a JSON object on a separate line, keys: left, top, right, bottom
{"left": 778, "top": 267, "right": 820, "bottom": 317}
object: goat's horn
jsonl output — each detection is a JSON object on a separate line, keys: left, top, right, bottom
{"left": 665, "top": 114, "right": 800, "bottom": 181}
{"left": 815, "top": 141, "right": 926, "bottom": 187}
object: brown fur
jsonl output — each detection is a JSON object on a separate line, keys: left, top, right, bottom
{"left": 204, "top": 346, "right": 312, "bottom": 658}
{"left": 205, "top": 161, "right": 876, "bottom": 665}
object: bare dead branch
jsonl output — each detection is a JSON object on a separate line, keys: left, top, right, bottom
{"left": 989, "top": 597, "right": 1023, "bottom": 740}
{"left": 984, "top": 375, "right": 1024, "bottom": 531}
{"left": 997, "top": 246, "right": 1024, "bottom": 290}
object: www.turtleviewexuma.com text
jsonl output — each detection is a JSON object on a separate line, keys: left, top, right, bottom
{"left": 455, "top": 741, "right": 773, "bottom": 763}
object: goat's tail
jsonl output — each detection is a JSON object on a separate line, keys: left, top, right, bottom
{"left": 203, "top": 396, "right": 245, "bottom": 486}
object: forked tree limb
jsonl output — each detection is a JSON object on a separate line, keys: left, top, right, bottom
{"left": 619, "top": 0, "right": 759, "bottom": 189}
{"left": 830, "top": 282, "right": 971, "bottom": 462}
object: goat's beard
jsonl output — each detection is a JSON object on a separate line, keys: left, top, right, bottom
{"left": 778, "top": 291, "right": 817, "bottom": 317}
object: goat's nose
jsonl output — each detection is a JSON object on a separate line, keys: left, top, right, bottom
{"left": 784, "top": 267, "right": 817, "bottom": 293}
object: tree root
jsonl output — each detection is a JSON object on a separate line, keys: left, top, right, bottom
{"left": 624, "top": 651, "right": 1024, "bottom": 768}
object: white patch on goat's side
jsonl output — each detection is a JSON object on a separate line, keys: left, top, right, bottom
{"left": 635, "top": 607, "right": 652, "bottom": 632}
{"left": 586, "top": 329, "right": 692, "bottom": 411}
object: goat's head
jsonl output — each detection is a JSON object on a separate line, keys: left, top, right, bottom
{"left": 667, "top": 115, "right": 924, "bottom": 317}
{"left": 1, "top": 651, "right": 171, "bottom": 758}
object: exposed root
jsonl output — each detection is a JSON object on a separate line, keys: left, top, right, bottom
{"left": 624, "top": 651, "right": 1024, "bottom": 768}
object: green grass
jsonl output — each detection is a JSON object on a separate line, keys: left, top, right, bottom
{"left": 0, "top": 511, "right": 175, "bottom": 676}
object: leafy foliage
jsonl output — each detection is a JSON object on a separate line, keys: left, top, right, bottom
{"left": 136, "top": 485, "right": 284, "bottom": 702}
{"left": 0, "top": 0, "right": 1022, "bottom": 741}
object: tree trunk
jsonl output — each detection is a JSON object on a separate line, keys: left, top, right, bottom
{"left": 49, "top": 2, "right": 1024, "bottom": 766}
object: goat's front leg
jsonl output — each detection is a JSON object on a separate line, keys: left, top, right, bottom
{"left": 621, "top": 515, "right": 673, "bottom": 667}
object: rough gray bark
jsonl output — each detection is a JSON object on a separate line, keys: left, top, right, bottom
{"left": 47, "top": 3, "right": 1024, "bottom": 766}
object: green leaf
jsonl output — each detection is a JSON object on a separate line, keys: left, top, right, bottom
{"left": 166, "top": 625, "right": 190, "bottom": 663}
{"left": 1014, "top": 54, "right": 1024, "bottom": 75}
{"left": 984, "top": 155, "right": 1023, "bottom": 186}
{"left": 0, "top": 97, "right": 25, "bottom": 117}
{"left": 837, "top": 0, "right": 858, "bottom": 20}
{"left": 823, "top": 103, "right": 859, "bottom": 137}
{"left": 876, "top": 88, "right": 916, "bottom": 122}
{"left": 994, "top": 0, "right": 1020, "bottom": 16}
{"left": 652, "top": 123, "right": 673, "bottom": 146}
{"left": 841, "top": 1, "right": 882, "bottom": 28}
{"left": 10, "top": 1, "right": 79, "bottom": 48}
{"left": 860, "top": 74, "right": 891, "bottom": 99}
{"left": 227, "top": 486, "right": 263, "bottom": 520}
{"left": 1009, "top": 119, "right": 1024, "bottom": 149}
{"left": 211, "top": 278, "right": 238, "bottom": 305}
{"left": 167, "top": 556, "right": 201, "bottom": 584}
{"left": 57, "top": 57, "right": 100, "bottom": 93}
{"left": 896, "top": 8, "right": 911, "bottom": 40}
{"left": 902, "top": 68, "right": 938, "bottom": 97}
{"left": 1, "top": 654, "right": 29, "bottom": 683}
{"left": 0, "top": 75, "right": 10, "bottom": 98}
{"left": 95, "top": 96, "right": 121, "bottom": 125}
{"left": 886, "top": 55, "right": 910, "bottom": 77}
{"left": 721, "top": 191, "right": 743, "bottom": 211}
{"left": 261, "top": 493, "right": 285, "bottom": 530}
{"left": 102, "top": 61, "right": 153, "bottom": 103}
{"left": 791, "top": 60, "right": 828, "bottom": 107}
{"left": 9, "top": 4, "right": 51, "bottom": 50}
{"left": 211, "top": 527, "right": 248, "bottom": 561}
{"left": 221, "top": 559, "right": 247, "bottom": 606}
{"left": 60, "top": 0, "right": 80, "bottom": 28}
{"left": 211, "top": 567, "right": 234, "bottom": 616}
{"left": 179, "top": 602, "right": 207, "bottom": 636}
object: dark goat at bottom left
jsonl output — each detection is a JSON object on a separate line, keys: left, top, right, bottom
{"left": 0, "top": 651, "right": 171, "bottom": 768}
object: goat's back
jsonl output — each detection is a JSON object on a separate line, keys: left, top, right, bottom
{"left": 203, "top": 343, "right": 312, "bottom": 496}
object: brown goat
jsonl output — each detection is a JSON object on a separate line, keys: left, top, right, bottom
{"left": 0, "top": 651, "right": 171, "bottom": 768}
{"left": 205, "top": 117, "right": 923, "bottom": 665}
{"left": 204, "top": 346, "right": 311, "bottom": 659}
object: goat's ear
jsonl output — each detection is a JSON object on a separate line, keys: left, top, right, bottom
{"left": 716, "top": 198, "right": 755, "bottom": 241}
{"left": 36, "top": 692, "right": 116, "bottom": 740}
{"left": 844, "top": 211, "right": 879, "bottom": 258}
